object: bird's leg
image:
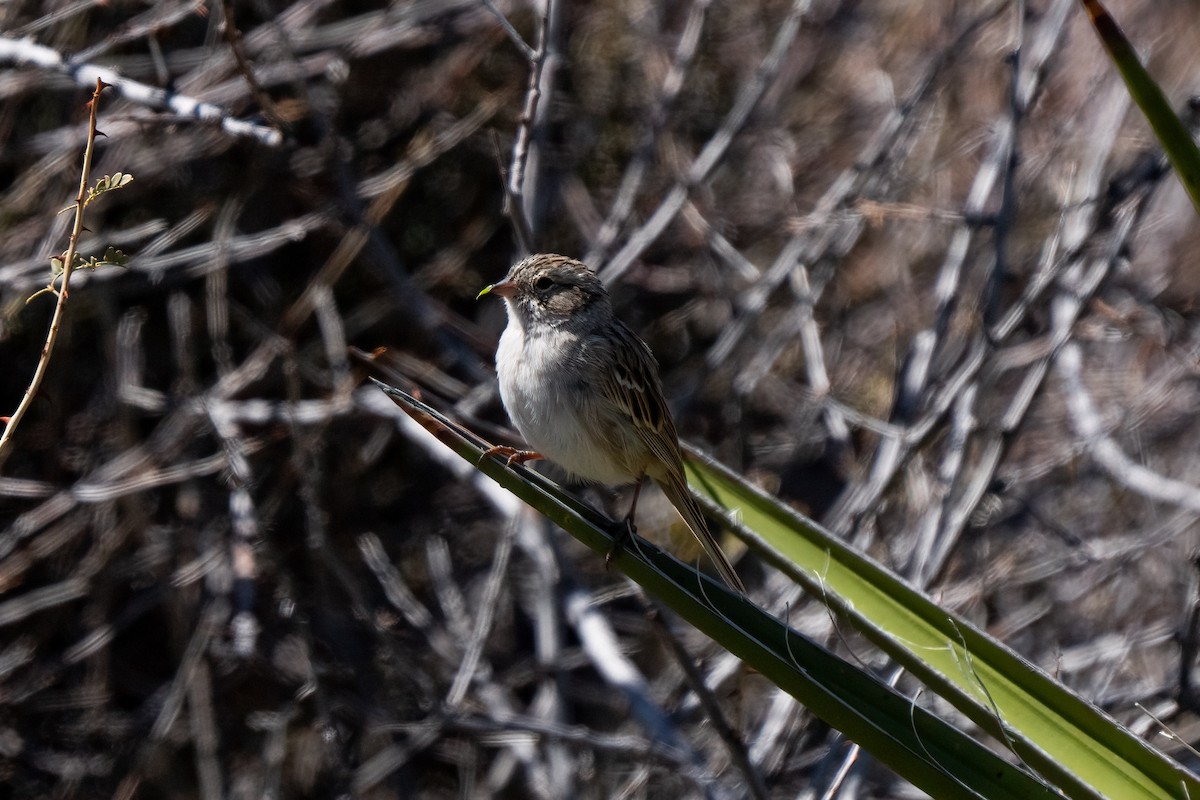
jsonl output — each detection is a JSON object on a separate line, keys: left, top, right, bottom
{"left": 480, "top": 445, "right": 543, "bottom": 468}
{"left": 606, "top": 476, "right": 644, "bottom": 568}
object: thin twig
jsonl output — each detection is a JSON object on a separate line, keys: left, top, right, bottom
{"left": 0, "top": 37, "right": 282, "bottom": 145}
{"left": 563, "top": 584, "right": 702, "bottom": 767}
{"left": 478, "top": 0, "right": 535, "bottom": 60}
{"left": 646, "top": 599, "right": 768, "bottom": 800}
{"left": 504, "top": 0, "right": 556, "bottom": 251}
{"left": 217, "top": 0, "right": 286, "bottom": 129}
{"left": 598, "top": 0, "right": 811, "bottom": 284}
{"left": 584, "top": 0, "right": 712, "bottom": 266}
{"left": 0, "top": 78, "right": 108, "bottom": 472}
{"left": 1059, "top": 343, "right": 1200, "bottom": 514}
{"left": 446, "top": 515, "right": 516, "bottom": 706}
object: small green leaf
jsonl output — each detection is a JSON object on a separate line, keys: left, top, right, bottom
{"left": 100, "top": 246, "right": 129, "bottom": 267}
{"left": 87, "top": 172, "right": 134, "bottom": 202}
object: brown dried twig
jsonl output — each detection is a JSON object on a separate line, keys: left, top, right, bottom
{"left": 0, "top": 78, "right": 112, "bottom": 472}
{"left": 217, "top": 0, "right": 287, "bottom": 130}
{"left": 501, "top": 0, "right": 558, "bottom": 253}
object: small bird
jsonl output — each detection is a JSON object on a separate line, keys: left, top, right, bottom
{"left": 478, "top": 253, "right": 745, "bottom": 593}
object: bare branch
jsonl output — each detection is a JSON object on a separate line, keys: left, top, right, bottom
{"left": 0, "top": 36, "right": 283, "bottom": 145}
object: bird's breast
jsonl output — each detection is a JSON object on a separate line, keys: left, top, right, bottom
{"left": 495, "top": 323, "right": 638, "bottom": 485}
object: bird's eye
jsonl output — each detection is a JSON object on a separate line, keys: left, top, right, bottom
{"left": 533, "top": 276, "right": 554, "bottom": 291}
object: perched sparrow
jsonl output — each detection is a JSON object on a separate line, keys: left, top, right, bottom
{"left": 478, "top": 253, "right": 745, "bottom": 593}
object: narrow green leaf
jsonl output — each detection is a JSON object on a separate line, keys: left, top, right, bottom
{"left": 376, "top": 380, "right": 1062, "bottom": 799}
{"left": 686, "top": 450, "right": 1200, "bottom": 800}
{"left": 1080, "top": 0, "right": 1200, "bottom": 216}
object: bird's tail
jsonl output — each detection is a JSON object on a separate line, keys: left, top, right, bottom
{"left": 656, "top": 474, "right": 746, "bottom": 594}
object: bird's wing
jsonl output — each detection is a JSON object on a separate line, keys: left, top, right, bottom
{"left": 592, "top": 323, "right": 745, "bottom": 593}
{"left": 591, "top": 322, "right": 682, "bottom": 471}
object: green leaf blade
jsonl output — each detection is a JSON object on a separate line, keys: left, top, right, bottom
{"left": 686, "top": 450, "right": 1200, "bottom": 800}
{"left": 377, "top": 381, "right": 1064, "bottom": 800}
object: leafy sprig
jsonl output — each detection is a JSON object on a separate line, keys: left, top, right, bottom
{"left": 0, "top": 80, "right": 132, "bottom": 469}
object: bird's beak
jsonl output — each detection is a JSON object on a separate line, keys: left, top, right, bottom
{"left": 477, "top": 278, "right": 517, "bottom": 299}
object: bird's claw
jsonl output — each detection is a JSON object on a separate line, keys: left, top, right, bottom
{"left": 605, "top": 517, "right": 637, "bottom": 569}
{"left": 480, "top": 445, "right": 543, "bottom": 468}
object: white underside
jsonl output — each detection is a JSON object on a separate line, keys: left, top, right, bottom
{"left": 496, "top": 314, "right": 639, "bottom": 486}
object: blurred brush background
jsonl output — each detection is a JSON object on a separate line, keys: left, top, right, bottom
{"left": 2, "top": 0, "right": 1200, "bottom": 797}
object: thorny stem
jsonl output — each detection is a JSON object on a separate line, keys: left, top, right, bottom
{"left": 0, "top": 77, "right": 110, "bottom": 471}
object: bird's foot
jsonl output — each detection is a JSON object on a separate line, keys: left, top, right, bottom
{"left": 480, "top": 445, "right": 543, "bottom": 468}
{"left": 605, "top": 517, "right": 637, "bottom": 569}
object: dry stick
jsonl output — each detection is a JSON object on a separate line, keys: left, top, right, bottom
{"left": 0, "top": 390, "right": 281, "bottom": 562}
{"left": 814, "top": 666, "right": 906, "bottom": 799}
{"left": 735, "top": 259, "right": 851, "bottom": 450}
{"left": 11, "top": 0, "right": 111, "bottom": 36}
{"left": 499, "top": 0, "right": 555, "bottom": 253}
{"left": 425, "top": 712, "right": 698, "bottom": 770}
{"left": 350, "top": 730, "right": 446, "bottom": 797}
{"left": 252, "top": 706, "right": 296, "bottom": 800}
{"left": 0, "top": 216, "right": 166, "bottom": 289}
{"left": 0, "top": 78, "right": 108, "bottom": 473}
{"left": 905, "top": 385, "right": 977, "bottom": 585}
{"left": 2, "top": 97, "right": 500, "bottom": 545}
{"left": 902, "top": 192, "right": 1146, "bottom": 576}
{"left": 900, "top": 98, "right": 1151, "bottom": 563}
{"left": 478, "top": 0, "right": 536, "bottom": 59}
{"left": 986, "top": 0, "right": 1026, "bottom": 330}
{"left": 902, "top": 0, "right": 1056, "bottom": 583}
{"left": 217, "top": 0, "right": 287, "bottom": 129}
{"left": 446, "top": 516, "right": 516, "bottom": 706}
{"left": 645, "top": 600, "right": 769, "bottom": 800}
{"left": 518, "top": 0, "right": 562, "bottom": 240}
{"left": 187, "top": 660, "right": 222, "bottom": 800}
{"left": 206, "top": 199, "right": 242, "bottom": 379}
{"left": 0, "top": 37, "right": 281, "bottom": 146}
{"left": 38, "top": 1, "right": 202, "bottom": 61}
{"left": 493, "top": 134, "right": 532, "bottom": 256}
{"left": 45, "top": 547, "right": 221, "bottom": 668}
{"left": 599, "top": 0, "right": 810, "bottom": 285}
{"left": 708, "top": 0, "right": 1012, "bottom": 377}
{"left": 513, "top": 513, "right": 573, "bottom": 798}
{"left": 680, "top": 201, "right": 760, "bottom": 281}
{"left": 375, "top": 712, "right": 714, "bottom": 793}
{"left": 822, "top": 0, "right": 1075, "bottom": 537}
{"left": 1059, "top": 343, "right": 1200, "bottom": 513}
{"left": 205, "top": 397, "right": 264, "bottom": 657}
{"left": 744, "top": 688, "right": 801, "bottom": 774}
{"left": 422, "top": 534, "right": 554, "bottom": 796}
{"left": 736, "top": 2, "right": 1029, "bottom": 472}
{"left": 825, "top": 199, "right": 1138, "bottom": 543}
{"left": 707, "top": 0, "right": 1096, "bottom": 773}
{"left": 114, "top": 599, "right": 227, "bottom": 799}
{"left": 583, "top": 0, "right": 711, "bottom": 266}
{"left": 281, "top": 95, "right": 506, "bottom": 335}
{"left": 358, "top": 533, "right": 441, "bottom": 643}
{"left": 0, "top": 209, "right": 324, "bottom": 294}
{"left": 708, "top": 31, "right": 960, "bottom": 599}
{"left": 116, "top": 308, "right": 166, "bottom": 413}
{"left": 1, "top": 286, "right": 322, "bottom": 573}
{"left": 562, "top": 583, "right": 702, "bottom": 770}
{"left": 518, "top": 0, "right": 564, "bottom": 246}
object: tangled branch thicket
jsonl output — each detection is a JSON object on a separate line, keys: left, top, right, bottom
{"left": 2, "top": 0, "right": 1200, "bottom": 796}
